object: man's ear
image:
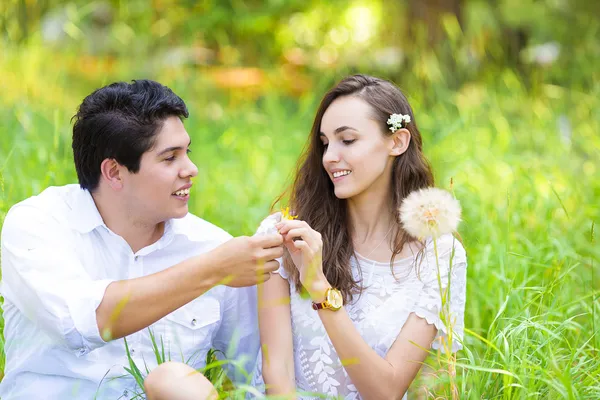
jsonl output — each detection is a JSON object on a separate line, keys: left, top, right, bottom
{"left": 389, "top": 128, "right": 411, "bottom": 156}
{"left": 100, "top": 159, "right": 124, "bottom": 190}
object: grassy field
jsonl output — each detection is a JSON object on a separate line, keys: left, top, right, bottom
{"left": 0, "top": 44, "right": 599, "bottom": 398}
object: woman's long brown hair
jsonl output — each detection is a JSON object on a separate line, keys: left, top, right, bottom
{"left": 277, "top": 75, "right": 434, "bottom": 303}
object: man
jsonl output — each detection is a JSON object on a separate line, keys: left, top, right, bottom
{"left": 0, "top": 80, "right": 283, "bottom": 399}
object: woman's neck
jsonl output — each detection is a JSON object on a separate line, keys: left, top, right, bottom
{"left": 347, "top": 189, "right": 395, "bottom": 245}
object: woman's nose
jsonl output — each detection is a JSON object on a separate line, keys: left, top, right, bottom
{"left": 322, "top": 146, "right": 340, "bottom": 164}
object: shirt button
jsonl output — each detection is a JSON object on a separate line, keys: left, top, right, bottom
{"left": 134, "top": 256, "right": 139, "bottom": 261}
{"left": 130, "top": 348, "right": 135, "bottom": 355}
{"left": 191, "top": 318, "right": 197, "bottom": 326}
{"left": 77, "top": 348, "right": 86, "bottom": 356}
{"left": 123, "top": 389, "right": 129, "bottom": 398}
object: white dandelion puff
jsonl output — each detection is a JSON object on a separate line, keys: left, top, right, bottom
{"left": 399, "top": 187, "right": 462, "bottom": 239}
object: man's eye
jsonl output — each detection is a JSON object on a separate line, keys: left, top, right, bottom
{"left": 343, "top": 139, "right": 356, "bottom": 145}
{"left": 165, "top": 156, "right": 176, "bottom": 162}
{"left": 322, "top": 142, "right": 329, "bottom": 149}
{"left": 186, "top": 149, "right": 192, "bottom": 154}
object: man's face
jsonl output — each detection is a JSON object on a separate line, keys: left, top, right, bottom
{"left": 121, "top": 116, "right": 198, "bottom": 224}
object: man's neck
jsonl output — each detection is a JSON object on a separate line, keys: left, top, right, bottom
{"left": 91, "top": 191, "right": 165, "bottom": 253}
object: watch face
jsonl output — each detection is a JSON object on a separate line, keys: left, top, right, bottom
{"left": 327, "top": 288, "right": 343, "bottom": 310}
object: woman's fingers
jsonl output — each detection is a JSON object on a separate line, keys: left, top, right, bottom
{"left": 276, "top": 219, "right": 311, "bottom": 235}
{"left": 292, "top": 241, "right": 322, "bottom": 284}
{"left": 284, "top": 227, "right": 315, "bottom": 242}
{"left": 284, "top": 227, "right": 321, "bottom": 250}
{"left": 283, "top": 239, "right": 300, "bottom": 254}
{"left": 292, "top": 240, "right": 314, "bottom": 259}
{"left": 277, "top": 220, "right": 323, "bottom": 277}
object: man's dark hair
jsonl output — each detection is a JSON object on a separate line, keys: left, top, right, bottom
{"left": 72, "top": 79, "right": 189, "bottom": 191}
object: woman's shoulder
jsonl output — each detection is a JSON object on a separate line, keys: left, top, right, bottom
{"left": 416, "top": 234, "right": 467, "bottom": 283}
{"left": 424, "top": 233, "right": 466, "bottom": 260}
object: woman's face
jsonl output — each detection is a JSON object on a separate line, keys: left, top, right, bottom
{"left": 319, "top": 96, "right": 407, "bottom": 200}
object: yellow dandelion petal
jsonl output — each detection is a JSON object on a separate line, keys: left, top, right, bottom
{"left": 281, "top": 206, "right": 298, "bottom": 220}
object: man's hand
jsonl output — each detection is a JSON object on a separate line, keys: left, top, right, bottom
{"left": 212, "top": 234, "right": 284, "bottom": 287}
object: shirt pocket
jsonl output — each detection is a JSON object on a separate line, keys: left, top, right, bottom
{"left": 162, "top": 296, "right": 221, "bottom": 365}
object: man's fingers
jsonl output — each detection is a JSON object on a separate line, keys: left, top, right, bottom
{"left": 255, "top": 233, "right": 283, "bottom": 248}
{"left": 257, "top": 272, "right": 272, "bottom": 284}
{"left": 262, "top": 246, "right": 284, "bottom": 261}
{"left": 261, "top": 260, "right": 281, "bottom": 273}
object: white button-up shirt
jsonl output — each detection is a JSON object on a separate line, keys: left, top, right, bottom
{"left": 0, "top": 185, "right": 259, "bottom": 399}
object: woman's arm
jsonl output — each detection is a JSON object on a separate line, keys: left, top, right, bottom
{"left": 258, "top": 272, "right": 296, "bottom": 397}
{"left": 317, "top": 307, "right": 436, "bottom": 400}
{"left": 276, "top": 219, "right": 439, "bottom": 399}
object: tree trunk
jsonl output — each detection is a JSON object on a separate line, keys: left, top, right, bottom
{"left": 407, "top": 0, "right": 463, "bottom": 46}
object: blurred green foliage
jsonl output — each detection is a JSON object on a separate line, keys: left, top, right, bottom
{"left": 2, "top": 0, "right": 599, "bottom": 89}
{"left": 0, "top": 0, "right": 599, "bottom": 397}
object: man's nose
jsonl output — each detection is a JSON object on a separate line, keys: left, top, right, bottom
{"left": 181, "top": 158, "right": 199, "bottom": 178}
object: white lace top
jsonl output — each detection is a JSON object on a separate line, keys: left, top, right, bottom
{"left": 253, "top": 233, "right": 467, "bottom": 400}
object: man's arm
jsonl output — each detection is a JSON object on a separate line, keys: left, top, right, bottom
{"left": 96, "top": 252, "right": 220, "bottom": 341}
{"left": 1, "top": 204, "right": 283, "bottom": 356}
{"left": 96, "top": 233, "right": 282, "bottom": 341}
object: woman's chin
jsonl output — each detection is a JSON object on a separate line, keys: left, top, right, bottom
{"left": 333, "top": 186, "right": 356, "bottom": 200}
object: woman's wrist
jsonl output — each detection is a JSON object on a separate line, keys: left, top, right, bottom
{"left": 305, "top": 274, "right": 331, "bottom": 303}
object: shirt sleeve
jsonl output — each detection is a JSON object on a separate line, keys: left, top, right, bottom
{"left": 0, "top": 204, "right": 114, "bottom": 356}
{"left": 254, "top": 212, "right": 286, "bottom": 279}
{"left": 413, "top": 234, "right": 467, "bottom": 352}
{"left": 212, "top": 285, "right": 259, "bottom": 385}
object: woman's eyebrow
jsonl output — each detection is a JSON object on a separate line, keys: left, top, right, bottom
{"left": 319, "top": 126, "right": 359, "bottom": 137}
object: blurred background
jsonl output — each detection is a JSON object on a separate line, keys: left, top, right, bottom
{"left": 0, "top": 0, "right": 599, "bottom": 398}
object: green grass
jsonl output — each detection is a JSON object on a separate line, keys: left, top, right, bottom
{"left": 0, "top": 42, "right": 599, "bottom": 398}
{"left": 119, "top": 330, "right": 234, "bottom": 399}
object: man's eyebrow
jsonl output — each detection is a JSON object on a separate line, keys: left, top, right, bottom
{"left": 156, "top": 140, "right": 192, "bottom": 156}
{"left": 319, "top": 126, "right": 358, "bottom": 137}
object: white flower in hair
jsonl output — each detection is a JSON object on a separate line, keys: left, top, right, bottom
{"left": 387, "top": 113, "right": 411, "bottom": 132}
{"left": 399, "top": 188, "right": 461, "bottom": 239}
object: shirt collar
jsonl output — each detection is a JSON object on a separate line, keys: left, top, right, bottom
{"left": 67, "top": 187, "right": 105, "bottom": 234}
{"left": 169, "top": 214, "right": 230, "bottom": 244}
{"left": 66, "top": 186, "right": 219, "bottom": 246}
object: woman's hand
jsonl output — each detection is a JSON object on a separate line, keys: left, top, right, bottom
{"left": 275, "top": 219, "right": 330, "bottom": 299}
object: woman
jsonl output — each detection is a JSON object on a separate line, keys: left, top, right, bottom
{"left": 256, "top": 74, "right": 467, "bottom": 399}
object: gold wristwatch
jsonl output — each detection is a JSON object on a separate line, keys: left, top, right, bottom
{"left": 312, "top": 287, "right": 343, "bottom": 311}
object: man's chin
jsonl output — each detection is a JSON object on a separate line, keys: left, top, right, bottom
{"left": 172, "top": 209, "right": 189, "bottom": 219}
{"left": 166, "top": 205, "right": 190, "bottom": 220}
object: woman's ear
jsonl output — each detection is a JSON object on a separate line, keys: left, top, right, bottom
{"left": 100, "top": 158, "right": 124, "bottom": 190}
{"left": 389, "top": 128, "right": 411, "bottom": 156}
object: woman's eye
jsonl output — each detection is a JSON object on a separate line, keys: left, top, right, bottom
{"left": 165, "top": 156, "right": 176, "bottom": 162}
{"left": 186, "top": 149, "right": 192, "bottom": 154}
{"left": 342, "top": 139, "right": 356, "bottom": 145}
{"left": 322, "top": 143, "right": 329, "bottom": 149}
